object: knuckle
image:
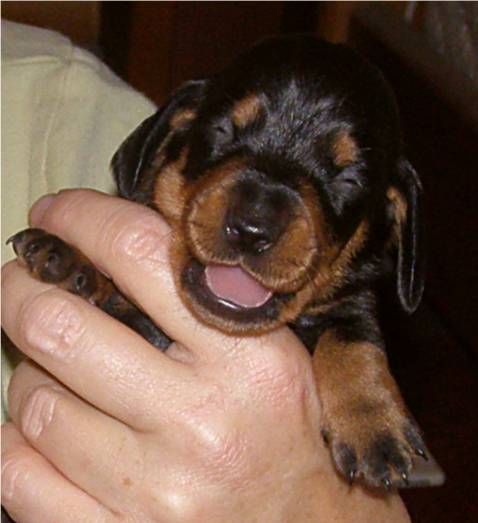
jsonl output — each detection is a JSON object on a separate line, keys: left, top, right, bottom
{"left": 248, "top": 348, "right": 304, "bottom": 405}
{"left": 165, "top": 492, "right": 204, "bottom": 522}
{"left": 143, "top": 485, "right": 205, "bottom": 523}
{"left": 196, "top": 423, "right": 250, "bottom": 481}
{"left": 106, "top": 209, "right": 170, "bottom": 269}
{"left": 19, "top": 384, "right": 63, "bottom": 441}
{"left": 178, "top": 392, "right": 251, "bottom": 485}
{"left": 19, "top": 289, "right": 86, "bottom": 359}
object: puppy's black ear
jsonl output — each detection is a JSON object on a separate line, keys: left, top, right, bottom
{"left": 111, "top": 80, "right": 208, "bottom": 202}
{"left": 387, "top": 158, "right": 425, "bottom": 314}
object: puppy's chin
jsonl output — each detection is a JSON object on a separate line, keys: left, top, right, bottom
{"left": 179, "top": 257, "right": 295, "bottom": 335}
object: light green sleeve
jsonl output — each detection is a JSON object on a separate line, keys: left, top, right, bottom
{"left": 1, "top": 20, "right": 157, "bottom": 422}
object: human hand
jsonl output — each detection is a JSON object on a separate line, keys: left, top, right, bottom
{"left": 2, "top": 190, "right": 410, "bottom": 522}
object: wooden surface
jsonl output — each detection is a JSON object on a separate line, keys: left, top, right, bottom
{"left": 125, "top": 2, "right": 286, "bottom": 104}
{"left": 2, "top": 1, "right": 100, "bottom": 48}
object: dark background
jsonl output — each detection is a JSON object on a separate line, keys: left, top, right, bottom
{"left": 3, "top": 2, "right": 478, "bottom": 521}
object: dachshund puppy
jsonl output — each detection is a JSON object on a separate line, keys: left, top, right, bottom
{"left": 10, "top": 35, "right": 427, "bottom": 490}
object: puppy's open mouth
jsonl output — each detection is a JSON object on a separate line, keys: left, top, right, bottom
{"left": 204, "top": 264, "right": 273, "bottom": 308}
{"left": 181, "top": 258, "right": 292, "bottom": 329}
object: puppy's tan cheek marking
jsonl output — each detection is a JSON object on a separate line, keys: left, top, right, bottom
{"left": 231, "top": 94, "right": 262, "bottom": 128}
{"left": 278, "top": 219, "right": 369, "bottom": 322}
{"left": 186, "top": 190, "right": 230, "bottom": 263}
{"left": 185, "top": 159, "right": 246, "bottom": 263}
{"left": 254, "top": 214, "right": 316, "bottom": 293}
{"left": 153, "top": 148, "right": 189, "bottom": 223}
{"left": 249, "top": 183, "right": 322, "bottom": 293}
{"left": 169, "top": 225, "right": 190, "bottom": 295}
{"left": 298, "top": 182, "right": 333, "bottom": 252}
{"left": 332, "top": 130, "right": 359, "bottom": 168}
{"left": 314, "top": 220, "right": 369, "bottom": 300}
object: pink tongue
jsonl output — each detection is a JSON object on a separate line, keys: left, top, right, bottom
{"left": 205, "top": 264, "right": 272, "bottom": 308}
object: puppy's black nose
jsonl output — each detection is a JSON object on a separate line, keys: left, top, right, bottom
{"left": 225, "top": 213, "right": 274, "bottom": 255}
{"left": 224, "top": 175, "right": 293, "bottom": 256}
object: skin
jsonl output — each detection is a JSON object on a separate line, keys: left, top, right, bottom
{"left": 1, "top": 189, "right": 411, "bottom": 523}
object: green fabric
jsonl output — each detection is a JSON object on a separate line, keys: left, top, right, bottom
{"left": 1, "top": 21, "right": 156, "bottom": 423}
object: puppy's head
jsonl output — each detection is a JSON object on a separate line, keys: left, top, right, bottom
{"left": 112, "top": 36, "right": 425, "bottom": 334}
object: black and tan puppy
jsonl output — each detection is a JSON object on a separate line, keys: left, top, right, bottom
{"left": 10, "top": 36, "right": 427, "bottom": 490}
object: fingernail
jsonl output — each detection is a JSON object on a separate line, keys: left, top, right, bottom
{"left": 29, "top": 194, "right": 56, "bottom": 225}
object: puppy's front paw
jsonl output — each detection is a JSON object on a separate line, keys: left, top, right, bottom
{"left": 321, "top": 400, "right": 427, "bottom": 490}
{"left": 7, "top": 228, "right": 109, "bottom": 304}
{"left": 8, "top": 228, "right": 171, "bottom": 351}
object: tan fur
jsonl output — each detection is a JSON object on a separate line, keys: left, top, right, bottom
{"left": 312, "top": 330, "right": 411, "bottom": 456}
{"left": 276, "top": 219, "right": 369, "bottom": 325}
{"left": 332, "top": 130, "right": 359, "bottom": 167}
{"left": 170, "top": 109, "right": 196, "bottom": 129}
{"left": 315, "top": 220, "right": 368, "bottom": 299}
{"left": 250, "top": 213, "right": 316, "bottom": 293}
{"left": 185, "top": 158, "right": 246, "bottom": 264}
{"left": 153, "top": 147, "right": 189, "bottom": 223}
{"left": 386, "top": 187, "right": 407, "bottom": 225}
{"left": 386, "top": 186, "right": 408, "bottom": 252}
{"left": 231, "top": 94, "right": 262, "bottom": 128}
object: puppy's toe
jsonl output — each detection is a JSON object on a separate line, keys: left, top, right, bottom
{"left": 8, "top": 228, "right": 76, "bottom": 282}
{"left": 361, "top": 432, "right": 413, "bottom": 489}
{"left": 8, "top": 228, "right": 103, "bottom": 303}
{"left": 322, "top": 401, "right": 425, "bottom": 490}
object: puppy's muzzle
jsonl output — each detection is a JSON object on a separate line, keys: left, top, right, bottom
{"left": 224, "top": 176, "right": 291, "bottom": 256}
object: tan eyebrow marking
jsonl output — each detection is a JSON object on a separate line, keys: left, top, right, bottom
{"left": 231, "top": 94, "right": 261, "bottom": 128}
{"left": 170, "top": 109, "right": 196, "bottom": 129}
{"left": 332, "top": 130, "right": 359, "bottom": 167}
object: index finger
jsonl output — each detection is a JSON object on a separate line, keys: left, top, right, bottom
{"left": 30, "top": 189, "right": 302, "bottom": 362}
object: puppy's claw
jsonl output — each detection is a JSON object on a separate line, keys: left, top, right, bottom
{"left": 382, "top": 477, "right": 392, "bottom": 491}
{"left": 415, "top": 448, "right": 428, "bottom": 461}
{"left": 6, "top": 228, "right": 45, "bottom": 256}
{"left": 348, "top": 468, "right": 357, "bottom": 486}
{"left": 6, "top": 231, "right": 23, "bottom": 253}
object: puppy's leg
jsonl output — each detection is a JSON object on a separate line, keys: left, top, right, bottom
{"left": 8, "top": 228, "right": 171, "bottom": 351}
{"left": 312, "top": 319, "right": 426, "bottom": 490}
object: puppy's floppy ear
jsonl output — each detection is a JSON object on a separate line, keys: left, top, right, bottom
{"left": 111, "top": 80, "right": 208, "bottom": 202}
{"left": 387, "top": 158, "right": 426, "bottom": 314}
